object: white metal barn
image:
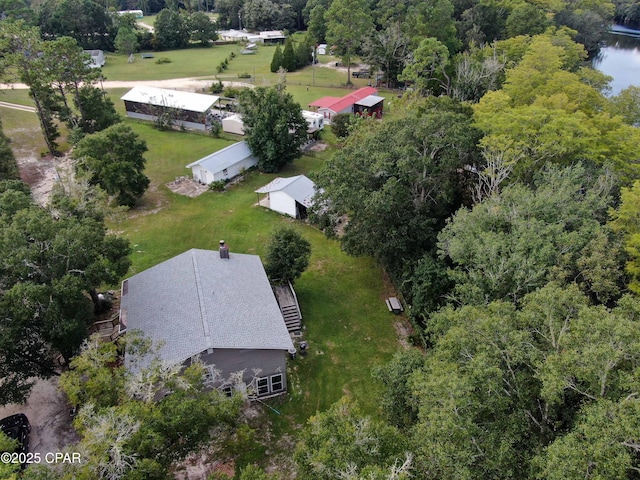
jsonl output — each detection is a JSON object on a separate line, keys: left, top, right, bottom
{"left": 222, "top": 114, "right": 245, "bottom": 135}
{"left": 255, "top": 175, "right": 317, "bottom": 219}
{"left": 186, "top": 141, "right": 257, "bottom": 184}
{"left": 121, "top": 86, "right": 220, "bottom": 131}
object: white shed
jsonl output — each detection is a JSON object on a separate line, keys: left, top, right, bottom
{"left": 317, "top": 44, "right": 328, "bottom": 55}
{"left": 84, "top": 50, "right": 105, "bottom": 68}
{"left": 222, "top": 114, "right": 245, "bottom": 135}
{"left": 255, "top": 175, "right": 317, "bottom": 219}
{"left": 186, "top": 141, "right": 257, "bottom": 184}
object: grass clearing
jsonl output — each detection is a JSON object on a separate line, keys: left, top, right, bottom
{"left": 112, "top": 118, "right": 399, "bottom": 424}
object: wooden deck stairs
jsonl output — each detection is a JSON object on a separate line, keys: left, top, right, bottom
{"left": 273, "top": 283, "right": 302, "bottom": 332}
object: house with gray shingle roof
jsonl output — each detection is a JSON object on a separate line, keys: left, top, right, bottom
{"left": 119, "top": 246, "right": 296, "bottom": 398}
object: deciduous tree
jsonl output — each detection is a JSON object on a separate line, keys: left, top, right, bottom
{"left": 73, "top": 124, "right": 150, "bottom": 207}
{"left": 264, "top": 227, "right": 311, "bottom": 285}
{"left": 325, "top": 0, "right": 374, "bottom": 83}
{"left": 238, "top": 86, "right": 307, "bottom": 173}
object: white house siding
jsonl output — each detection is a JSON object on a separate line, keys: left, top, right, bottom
{"left": 268, "top": 191, "right": 297, "bottom": 217}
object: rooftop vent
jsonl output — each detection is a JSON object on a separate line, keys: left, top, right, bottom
{"left": 219, "top": 240, "right": 230, "bottom": 259}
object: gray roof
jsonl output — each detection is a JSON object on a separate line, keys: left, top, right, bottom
{"left": 185, "top": 141, "right": 256, "bottom": 174}
{"left": 355, "top": 95, "right": 385, "bottom": 107}
{"left": 255, "top": 175, "right": 317, "bottom": 207}
{"left": 120, "top": 249, "right": 295, "bottom": 367}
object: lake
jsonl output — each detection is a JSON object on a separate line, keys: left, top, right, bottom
{"left": 591, "top": 25, "right": 640, "bottom": 95}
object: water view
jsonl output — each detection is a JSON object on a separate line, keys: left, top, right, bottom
{"left": 592, "top": 25, "right": 640, "bottom": 95}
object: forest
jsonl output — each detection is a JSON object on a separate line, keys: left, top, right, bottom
{"left": 2, "top": 0, "right": 640, "bottom": 478}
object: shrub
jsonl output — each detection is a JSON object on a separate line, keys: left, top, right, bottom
{"left": 208, "top": 180, "right": 226, "bottom": 191}
{"left": 155, "top": 57, "right": 171, "bottom": 64}
{"left": 210, "top": 80, "right": 224, "bottom": 94}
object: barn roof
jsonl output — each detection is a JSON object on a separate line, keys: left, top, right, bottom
{"left": 121, "top": 86, "right": 219, "bottom": 113}
{"left": 185, "top": 141, "right": 255, "bottom": 174}
{"left": 120, "top": 248, "right": 295, "bottom": 367}
{"left": 356, "top": 94, "right": 385, "bottom": 107}
{"left": 255, "top": 175, "right": 317, "bottom": 207}
{"left": 308, "top": 87, "right": 378, "bottom": 113}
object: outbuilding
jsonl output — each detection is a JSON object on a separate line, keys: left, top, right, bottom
{"left": 255, "top": 175, "right": 317, "bottom": 219}
{"left": 308, "top": 86, "right": 383, "bottom": 123}
{"left": 121, "top": 86, "right": 220, "bottom": 131}
{"left": 222, "top": 114, "right": 245, "bottom": 135}
{"left": 83, "top": 50, "right": 105, "bottom": 68}
{"left": 186, "top": 141, "right": 257, "bottom": 184}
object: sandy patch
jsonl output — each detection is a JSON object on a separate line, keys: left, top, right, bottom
{"left": 0, "top": 377, "right": 79, "bottom": 457}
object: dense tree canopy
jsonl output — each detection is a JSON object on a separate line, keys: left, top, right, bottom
{"left": 38, "top": 0, "right": 114, "bottom": 50}
{"left": 0, "top": 118, "right": 19, "bottom": 181}
{"left": 238, "top": 86, "right": 307, "bottom": 173}
{"left": 312, "top": 98, "right": 481, "bottom": 276}
{"left": 73, "top": 123, "right": 150, "bottom": 207}
{"left": 439, "top": 163, "right": 625, "bottom": 306}
{"left": 0, "top": 181, "right": 131, "bottom": 405}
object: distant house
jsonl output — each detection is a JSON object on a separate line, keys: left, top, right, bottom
{"left": 222, "top": 114, "right": 245, "bottom": 135}
{"left": 255, "top": 175, "right": 317, "bottom": 219}
{"left": 83, "top": 50, "right": 105, "bottom": 68}
{"left": 186, "top": 141, "right": 257, "bottom": 184}
{"left": 121, "top": 86, "right": 220, "bottom": 131}
{"left": 317, "top": 44, "right": 328, "bottom": 55}
{"left": 258, "top": 31, "right": 286, "bottom": 45}
{"left": 308, "top": 87, "right": 384, "bottom": 123}
{"left": 117, "top": 9, "right": 143, "bottom": 18}
{"left": 119, "top": 247, "right": 296, "bottom": 398}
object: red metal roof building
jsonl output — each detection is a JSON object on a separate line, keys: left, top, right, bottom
{"left": 308, "top": 86, "right": 384, "bottom": 123}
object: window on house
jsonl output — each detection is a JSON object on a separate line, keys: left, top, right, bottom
{"left": 222, "top": 168, "right": 228, "bottom": 176}
{"left": 257, "top": 377, "right": 269, "bottom": 396}
{"left": 222, "top": 386, "right": 233, "bottom": 397}
{"left": 270, "top": 374, "right": 283, "bottom": 392}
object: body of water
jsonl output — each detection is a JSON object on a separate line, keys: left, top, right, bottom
{"left": 591, "top": 25, "right": 640, "bottom": 95}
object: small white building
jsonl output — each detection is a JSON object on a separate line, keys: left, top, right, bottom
{"left": 222, "top": 114, "right": 245, "bottom": 135}
{"left": 255, "top": 175, "right": 317, "bottom": 219}
{"left": 84, "top": 50, "right": 105, "bottom": 68}
{"left": 317, "top": 44, "right": 328, "bottom": 55}
{"left": 302, "top": 110, "right": 324, "bottom": 133}
{"left": 186, "top": 141, "right": 257, "bottom": 184}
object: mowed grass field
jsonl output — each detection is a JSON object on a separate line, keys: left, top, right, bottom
{"left": 111, "top": 125, "right": 400, "bottom": 423}
{"left": 0, "top": 43, "right": 404, "bottom": 428}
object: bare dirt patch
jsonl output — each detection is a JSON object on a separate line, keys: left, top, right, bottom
{"left": 166, "top": 177, "right": 209, "bottom": 197}
{"left": 0, "top": 377, "right": 78, "bottom": 457}
{"left": 18, "top": 154, "right": 74, "bottom": 206}
{"left": 307, "top": 141, "right": 329, "bottom": 152}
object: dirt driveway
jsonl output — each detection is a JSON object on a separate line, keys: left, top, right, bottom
{"left": 0, "top": 377, "right": 79, "bottom": 457}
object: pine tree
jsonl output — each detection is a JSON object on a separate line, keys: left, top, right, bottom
{"left": 270, "top": 45, "right": 283, "bottom": 73}
{"left": 282, "top": 37, "right": 296, "bottom": 72}
{"left": 295, "top": 35, "right": 313, "bottom": 69}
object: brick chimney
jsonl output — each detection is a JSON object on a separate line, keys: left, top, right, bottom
{"left": 219, "top": 240, "right": 229, "bottom": 259}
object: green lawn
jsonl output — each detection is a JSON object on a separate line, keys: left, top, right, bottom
{"left": 110, "top": 121, "right": 399, "bottom": 424}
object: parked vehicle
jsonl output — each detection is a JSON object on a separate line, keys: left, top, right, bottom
{"left": 0, "top": 413, "right": 31, "bottom": 455}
